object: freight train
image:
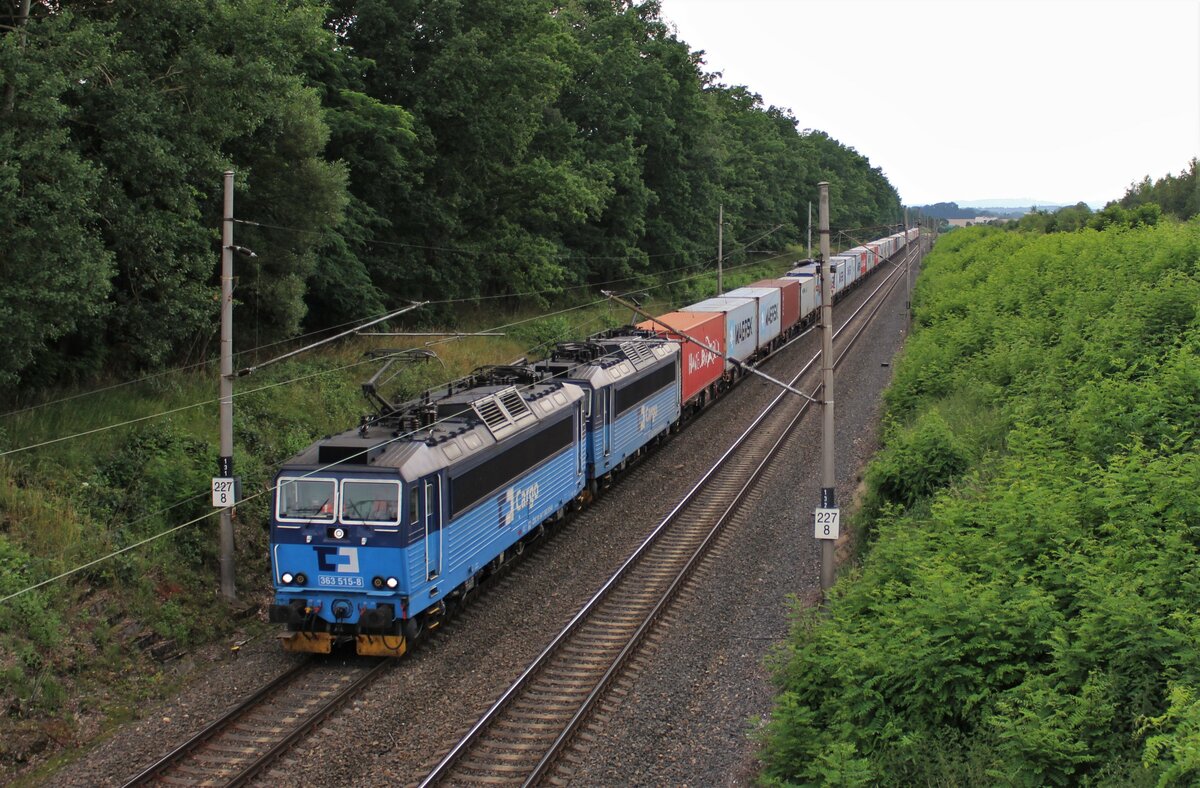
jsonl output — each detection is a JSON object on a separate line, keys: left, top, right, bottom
{"left": 268, "top": 228, "right": 918, "bottom": 655}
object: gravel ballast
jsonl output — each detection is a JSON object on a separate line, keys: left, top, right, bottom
{"left": 566, "top": 257, "right": 917, "bottom": 786}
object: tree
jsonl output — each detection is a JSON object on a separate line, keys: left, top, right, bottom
{"left": 331, "top": 0, "right": 611, "bottom": 305}
{"left": 0, "top": 5, "right": 113, "bottom": 388}
{"left": 300, "top": 19, "right": 423, "bottom": 329}
{"left": 3, "top": 0, "right": 910, "bottom": 395}
{"left": 64, "top": 0, "right": 347, "bottom": 367}
{"left": 1117, "top": 158, "right": 1199, "bottom": 221}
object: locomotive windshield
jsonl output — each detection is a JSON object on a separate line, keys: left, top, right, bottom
{"left": 276, "top": 478, "right": 336, "bottom": 521}
{"left": 340, "top": 480, "right": 401, "bottom": 525}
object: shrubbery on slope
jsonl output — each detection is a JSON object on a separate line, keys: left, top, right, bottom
{"left": 762, "top": 222, "right": 1200, "bottom": 785}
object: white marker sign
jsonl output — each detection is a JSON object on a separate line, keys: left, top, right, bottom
{"left": 814, "top": 508, "right": 840, "bottom": 540}
{"left": 212, "top": 477, "right": 236, "bottom": 508}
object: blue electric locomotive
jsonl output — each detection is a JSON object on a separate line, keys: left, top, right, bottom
{"left": 269, "top": 374, "right": 587, "bottom": 656}
{"left": 531, "top": 332, "right": 681, "bottom": 494}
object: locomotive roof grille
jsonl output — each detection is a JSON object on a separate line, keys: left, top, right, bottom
{"left": 497, "top": 387, "right": 535, "bottom": 422}
{"left": 473, "top": 397, "right": 508, "bottom": 431}
{"left": 471, "top": 385, "right": 537, "bottom": 440}
{"left": 620, "top": 340, "right": 656, "bottom": 371}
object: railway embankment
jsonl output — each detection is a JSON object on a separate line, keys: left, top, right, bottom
{"left": 761, "top": 222, "right": 1200, "bottom": 785}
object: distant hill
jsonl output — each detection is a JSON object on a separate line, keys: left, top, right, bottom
{"left": 911, "top": 201, "right": 1066, "bottom": 220}
{"left": 958, "top": 198, "right": 1064, "bottom": 209}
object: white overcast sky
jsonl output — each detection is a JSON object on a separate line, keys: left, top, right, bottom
{"left": 656, "top": 0, "right": 1200, "bottom": 207}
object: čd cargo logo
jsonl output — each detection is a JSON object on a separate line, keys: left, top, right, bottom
{"left": 315, "top": 546, "right": 359, "bottom": 573}
{"left": 732, "top": 317, "right": 753, "bottom": 344}
{"left": 638, "top": 403, "right": 659, "bottom": 432}
{"left": 498, "top": 482, "right": 540, "bottom": 527}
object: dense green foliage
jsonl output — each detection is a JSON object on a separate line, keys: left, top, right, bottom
{"left": 1013, "top": 201, "right": 1162, "bottom": 234}
{"left": 1119, "top": 159, "right": 1200, "bottom": 221}
{"left": 1009, "top": 158, "right": 1198, "bottom": 237}
{"left": 0, "top": 360, "right": 364, "bottom": 766}
{"left": 762, "top": 222, "right": 1200, "bottom": 784}
{"left": 1, "top": 0, "right": 900, "bottom": 394}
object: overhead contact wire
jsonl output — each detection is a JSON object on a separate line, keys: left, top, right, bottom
{"left": 0, "top": 233, "right": 820, "bottom": 599}
{"left": 1, "top": 228, "right": 783, "bottom": 420}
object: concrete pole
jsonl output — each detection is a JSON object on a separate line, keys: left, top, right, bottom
{"left": 717, "top": 203, "right": 724, "bottom": 295}
{"left": 818, "top": 182, "right": 835, "bottom": 594}
{"left": 905, "top": 207, "right": 911, "bottom": 322}
{"left": 807, "top": 201, "right": 812, "bottom": 260}
{"left": 219, "top": 170, "right": 237, "bottom": 601}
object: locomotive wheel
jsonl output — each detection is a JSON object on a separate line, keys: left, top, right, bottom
{"left": 403, "top": 615, "right": 424, "bottom": 643}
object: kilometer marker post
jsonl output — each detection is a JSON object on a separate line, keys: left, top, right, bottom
{"left": 816, "top": 182, "right": 837, "bottom": 596}
{"left": 218, "top": 170, "right": 237, "bottom": 601}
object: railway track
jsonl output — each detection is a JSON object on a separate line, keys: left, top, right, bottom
{"left": 418, "top": 245, "right": 922, "bottom": 786}
{"left": 122, "top": 656, "right": 392, "bottom": 786}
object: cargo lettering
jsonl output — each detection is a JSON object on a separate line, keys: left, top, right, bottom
{"left": 732, "top": 317, "right": 753, "bottom": 345}
{"left": 638, "top": 403, "right": 659, "bottom": 432}
{"left": 499, "top": 482, "right": 540, "bottom": 527}
{"left": 763, "top": 304, "right": 779, "bottom": 326}
{"left": 687, "top": 346, "right": 719, "bottom": 374}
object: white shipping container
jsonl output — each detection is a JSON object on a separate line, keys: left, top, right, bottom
{"left": 682, "top": 297, "right": 757, "bottom": 368}
{"left": 834, "top": 259, "right": 849, "bottom": 294}
{"left": 725, "top": 286, "right": 783, "bottom": 347}
{"left": 847, "top": 247, "right": 869, "bottom": 274}
{"left": 836, "top": 257, "right": 851, "bottom": 287}
{"left": 797, "top": 275, "right": 818, "bottom": 322}
{"left": 786, "top": 263, "right": 819, "bottom": 278}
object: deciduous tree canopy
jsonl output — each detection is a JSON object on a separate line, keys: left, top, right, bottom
{"left": 1, "top": 0, "right": 901, "bottom": 393}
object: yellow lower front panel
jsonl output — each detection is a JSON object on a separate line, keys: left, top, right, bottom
{"left": 280, "top": 631, "right": 334, "bottom": 654}
{"left": 356, "top": 634, "right": 407, "bottom": 657}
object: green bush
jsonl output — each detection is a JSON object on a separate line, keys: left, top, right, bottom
{"left": 1141, "top": 684, "right": 1200, "bottom": 784}
{"left": 868, "top": 409, "right": 971, "bottom": 508}
{"left": 762, "top": 221, "right": 1200, "bottom": 784}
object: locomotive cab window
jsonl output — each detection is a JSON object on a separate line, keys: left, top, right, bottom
{"left": 276, "top": 478, "right": 337, "bottom": 522}
{"left": 339, "top": 480, "right": 401, "bottom": 525}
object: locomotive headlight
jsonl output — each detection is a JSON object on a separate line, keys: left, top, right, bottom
{"left": 333, "top": 527, "right": 346, "bottom": 540}
{"left": 281, "top": 572, "right": 294, "bottom": 585}
{"left": 386, "top": 577, "right": 399, "bottom": 589}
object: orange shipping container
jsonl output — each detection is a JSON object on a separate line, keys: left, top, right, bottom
{"left": 636, "top": 311, "right": 725, "bottom": 405}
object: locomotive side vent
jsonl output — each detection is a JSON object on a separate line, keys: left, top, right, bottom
{"left": 472, "top": 397, "right": 509, "bottom": 431}
{"left": 470, "top": 391, "right": 529, "bottom": 440}
{"left": 621, "top": 340, "right": 656, "bottom": 370}
{"left": 496, "top": 386, "right": 535, "bottom": 425}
